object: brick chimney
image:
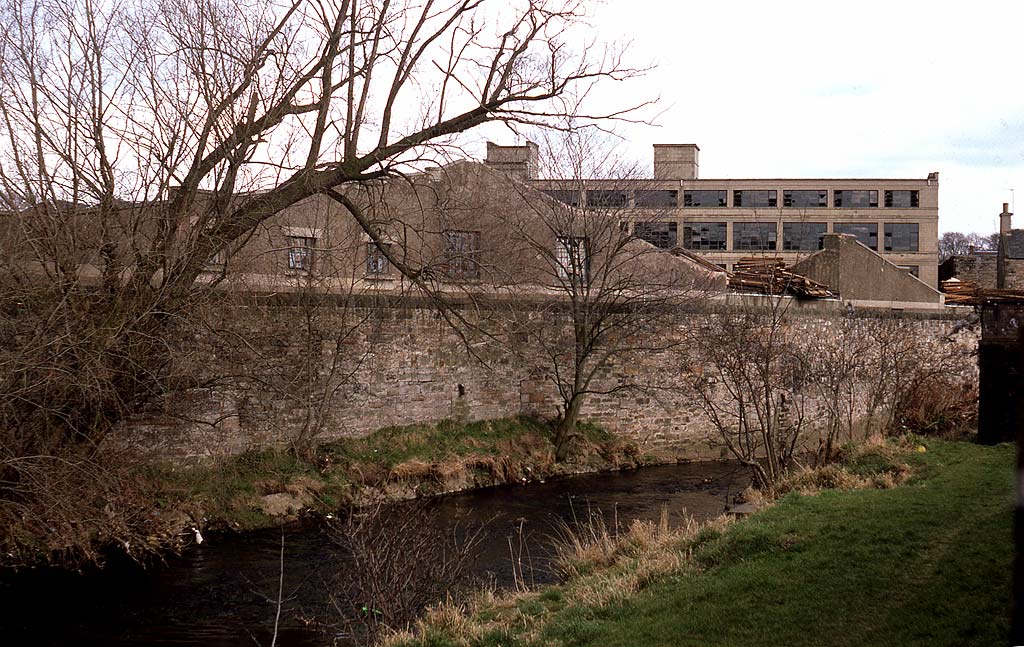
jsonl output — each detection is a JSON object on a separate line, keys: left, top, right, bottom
{"left": 997, "top": 202, "right": 1013, "bottom": 289}
{"left": 484, "top": 141, "right": 538, "bottom": 179}
{"left": 653, "top": 144, "right": 699, "bottom": 180}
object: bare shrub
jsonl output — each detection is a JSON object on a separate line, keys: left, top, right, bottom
{"left": 328, "top": 501, "right": 486, "bottom": 638}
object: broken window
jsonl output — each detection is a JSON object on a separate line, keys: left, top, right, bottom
{"left": 586, "top": 190, "right": 627, "bottom": 208}
{"left": 884, "top": 190, "right": 920, "bottom": 208}
{"left": 782, "top": 222, "right": 827, "bottom": 251}
{"left": 734, "top": 222, "right": 778, "bottom": 251}
{"left": 834, "top": 190, "right": 878, "bottom": 208}
{"left": 365, "top": 242, "right": 391, "bottom": 276}
{"left": 733, "top": 190, "right": 777, "bottom": 208}
{"left": 683, "top": 190, "right": 727, "bottom": 207}
{"left": 884, "top": 223, "right": 919, "bottom": 252}
{"left": 834, "top": 222, "right": 878, "bottom": 250}
{"left": 682, "top": 222, "right": 727, "bottom": 250}
{"left": 442, "top": 230, "right": 480, "bottom": 279}
{"left": 783, "top": 190, "right": 828, "bottom": 208}
{"left": 555, "top": 236, "right": 589, "bottom": 285}
{"left": 635, "top": 189, "right": 678, "bottom": 208}
{"left": 542, "top": 189, "right": 580, "bottom": 206}
{"left": 633, "top": 221, "right": 678, "bottom": 249}
{"left": 287, "top": 236, "right": 316, "bottom": 271}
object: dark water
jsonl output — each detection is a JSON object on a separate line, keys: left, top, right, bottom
{"left": 0, "top": 461, "right": 746, "bottom": 646}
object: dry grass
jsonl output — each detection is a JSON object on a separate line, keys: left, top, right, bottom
{"left": 386, "top": 507, "right": 734, "bottom": 647}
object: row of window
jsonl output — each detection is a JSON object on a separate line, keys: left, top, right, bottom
{"left": 289, "top": 231, "right": 589, "bottom": 284}
{"left": 633, "top": 222, "right": 920, "bottom": 252}
{"left": 543, "top": 189, "right": 921, "bottom": 209}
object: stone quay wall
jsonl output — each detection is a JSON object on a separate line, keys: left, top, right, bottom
{"left": 129, "top": 295, "right": 977, "bottom": 462}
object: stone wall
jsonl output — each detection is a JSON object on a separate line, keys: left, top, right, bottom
{"left": 129, "top": 295, "right": 977, "bottom": 461}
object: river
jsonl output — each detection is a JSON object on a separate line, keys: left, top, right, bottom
{"left": 0, "top": 460, "right": 747, "bottom": 646}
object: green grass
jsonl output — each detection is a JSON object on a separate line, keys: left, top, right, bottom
{"left": 320, "top": 416, "right": 554, "bottom": 468}
{"left": 401, "top": 438, "right": 1014, "bottom": 647}
{"left": 537, "top": 439, "right": 1014, "bottom": 647}
{"left": 151, "top": 417, "right": 625, "bottom": 530}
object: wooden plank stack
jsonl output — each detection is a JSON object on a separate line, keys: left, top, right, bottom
{"left": 940, "top": 279, "right": 1024, "bottom": 305}
{"left": 727, "top": 257, "right": 834, "bottom": 299}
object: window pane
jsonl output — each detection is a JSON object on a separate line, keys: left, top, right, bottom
{"left": 586, "top": 190, "right": 627, "bottom": 208}
{"left": 542, "top": 189, "right": 580, "bottom": 206}
{"left": 443, "top": 230, "right": 480, "bottom": 278}
{"left": 555, "top": 236, "right": 589, "bottom": 284}
{"left": 884, "top": 190, "right": 920, "bottom": 208}
{"left": 633, "top": 221, "right": 678, "bottom": 249}
{"left": 782, "top": 222, "right": 827, "bottom": 251}
{"left": 734, "top": 222, "right": 778, "bottom": 251}
{"left": 635, "top": 189, "right": 678, "bottom": 208}
{"left": 733, "top": 190, "right": 777, "bottom": 208}
{"left": 783, "top": 190, "right": 827, "bottom": 208}
{"left": 366, "top": 242, "right": 390, "bottom": 275}
{"left": 287, "top": 236, "right": 315, "bottom": 270}
{"left": 884, "top": 223, "right": 919, "bottom": 252}
{"left": 682, "top": 222, "right": 727, "bottom": 250}
{"left": 834, "top": 222, "right": 878, "bottom": 249}
{"left": 683, "top": 190, "right": 726, "bottom": 207}
{"left": 834, "top": 190, "right": 878, "bottom": 208}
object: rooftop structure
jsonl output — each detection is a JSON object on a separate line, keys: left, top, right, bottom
{"left": 488, "top": 143, "right": 940, "bottom": 288}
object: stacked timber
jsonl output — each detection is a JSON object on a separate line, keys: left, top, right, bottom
{"left": 727, "top": 257, "right": 833, "bottom": 299}
{"left": 940, "top": 279, "right": 1024, "bottom": 305}
{"left": 940, "top": 279, "right": 979, "bottom": 305}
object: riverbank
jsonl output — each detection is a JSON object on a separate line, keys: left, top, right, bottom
{"left": 389, "top": 437, "right": 1014, "bottom": 647}
{"left": 151, "top": 417, "right": 651, "bottom": 535}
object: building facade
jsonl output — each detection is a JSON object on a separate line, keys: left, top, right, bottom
{"left": 495, "top": 143, "right": 940, "bottom": 287}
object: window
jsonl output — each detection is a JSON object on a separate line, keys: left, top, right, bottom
{"left": 834, "top": 223, "right": 878, "bottom": 250}
{"left": 884, "top": 223, "right": 919, "bottom": 252}
{"left": 733, "top": 190, "right": 777, "bottom": 208}
{"left": 287, "top": 236, "right": 316, "bottom": 271}
{"left": 896, "top": 265, "right": 920, "bottom": 277}
{"left": 586, "top": 190, "right": 627, "bottom": 208}
{"left": 443, "top": 230, "right": 480, "bottom": 279}
{"left": 635, "top": 189, "right": 678, "bottom": 208}
{"left": 782, "top": 222, "right": 827, "bottom": 251}
{"left": 555, "top": 236, "right": 589, "bottom": 285}
{"left": 542, "top": 189, "right": 580, "bottom": 206}
{"left": 633, "top": 221, "right": 678, "bottom": 249}
{"left": 783, "top": 190, "right": 828, "bottom": 208}
{"left": 734, "top": 222, "right": 778, "bottom": 251}
{"left": 834, "top": 190, "right": 878, "bottom": 208}
{"left": 683, "top": 190, "right": 727, "bottom": 207}
{"left": 884, "top": 190, "right": 920, "bottom": 208}
{"left": 365, "top": 242, "right": 391, "bottom": 276}
{"left": 682, "top": 222, "right": 727, "bottom": 250}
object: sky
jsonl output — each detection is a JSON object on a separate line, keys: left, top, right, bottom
{"left": 474, "top": 0, "right": 1024, "bottom": 235}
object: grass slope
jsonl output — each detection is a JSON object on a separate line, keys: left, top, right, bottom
{"left": 406, "top": 439, "right": 1014, "bottom": 647}
{"left": 551, "top": 440, "right": 1013, "bottom": 647}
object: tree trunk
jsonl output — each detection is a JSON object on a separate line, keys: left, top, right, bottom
{"left": 554, "top": 396, "right": 584, "bottom": 462}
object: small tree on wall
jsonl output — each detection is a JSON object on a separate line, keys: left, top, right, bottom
{"left": 496, "top": 132, "right": 721, "bottom": 461}
{"left": 685, "top": 296, "right": 809, "bottom": 488}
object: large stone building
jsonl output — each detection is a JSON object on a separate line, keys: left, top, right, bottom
{"left": 492, "top": 143, "right": 940, "bottom": 287}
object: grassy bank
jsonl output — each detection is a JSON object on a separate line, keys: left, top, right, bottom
{"left": 153, "top": 417, "right": 640, "bottom": 532}
{"left": 393, "top": 438, "right": 1014, "bottom": 647}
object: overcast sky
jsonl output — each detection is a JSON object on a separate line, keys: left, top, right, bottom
{"left": 475, "top": 0, "right": 1024, "bottom": 235}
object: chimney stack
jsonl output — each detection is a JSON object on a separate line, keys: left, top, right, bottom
{"left": 997, "top": 202, "right": 1013, "bottom": 289}
{"left": 484, "top": 141, "right": 538, "bottom": 179}
{"left": 653, "top": 144, "right": 699, "bottom": 180}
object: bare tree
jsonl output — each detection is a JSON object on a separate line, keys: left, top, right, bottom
{"left": 0, "top": 0, "right": 647, "bottom": 563}
{"left": 495, "top": 133, "right": 720, "bottom": 461}
{"left": 686, "top": 296, "right": 810, "bottom": 488}
{"left": 939, "top": 231, "right": 998, "bottom": 262}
